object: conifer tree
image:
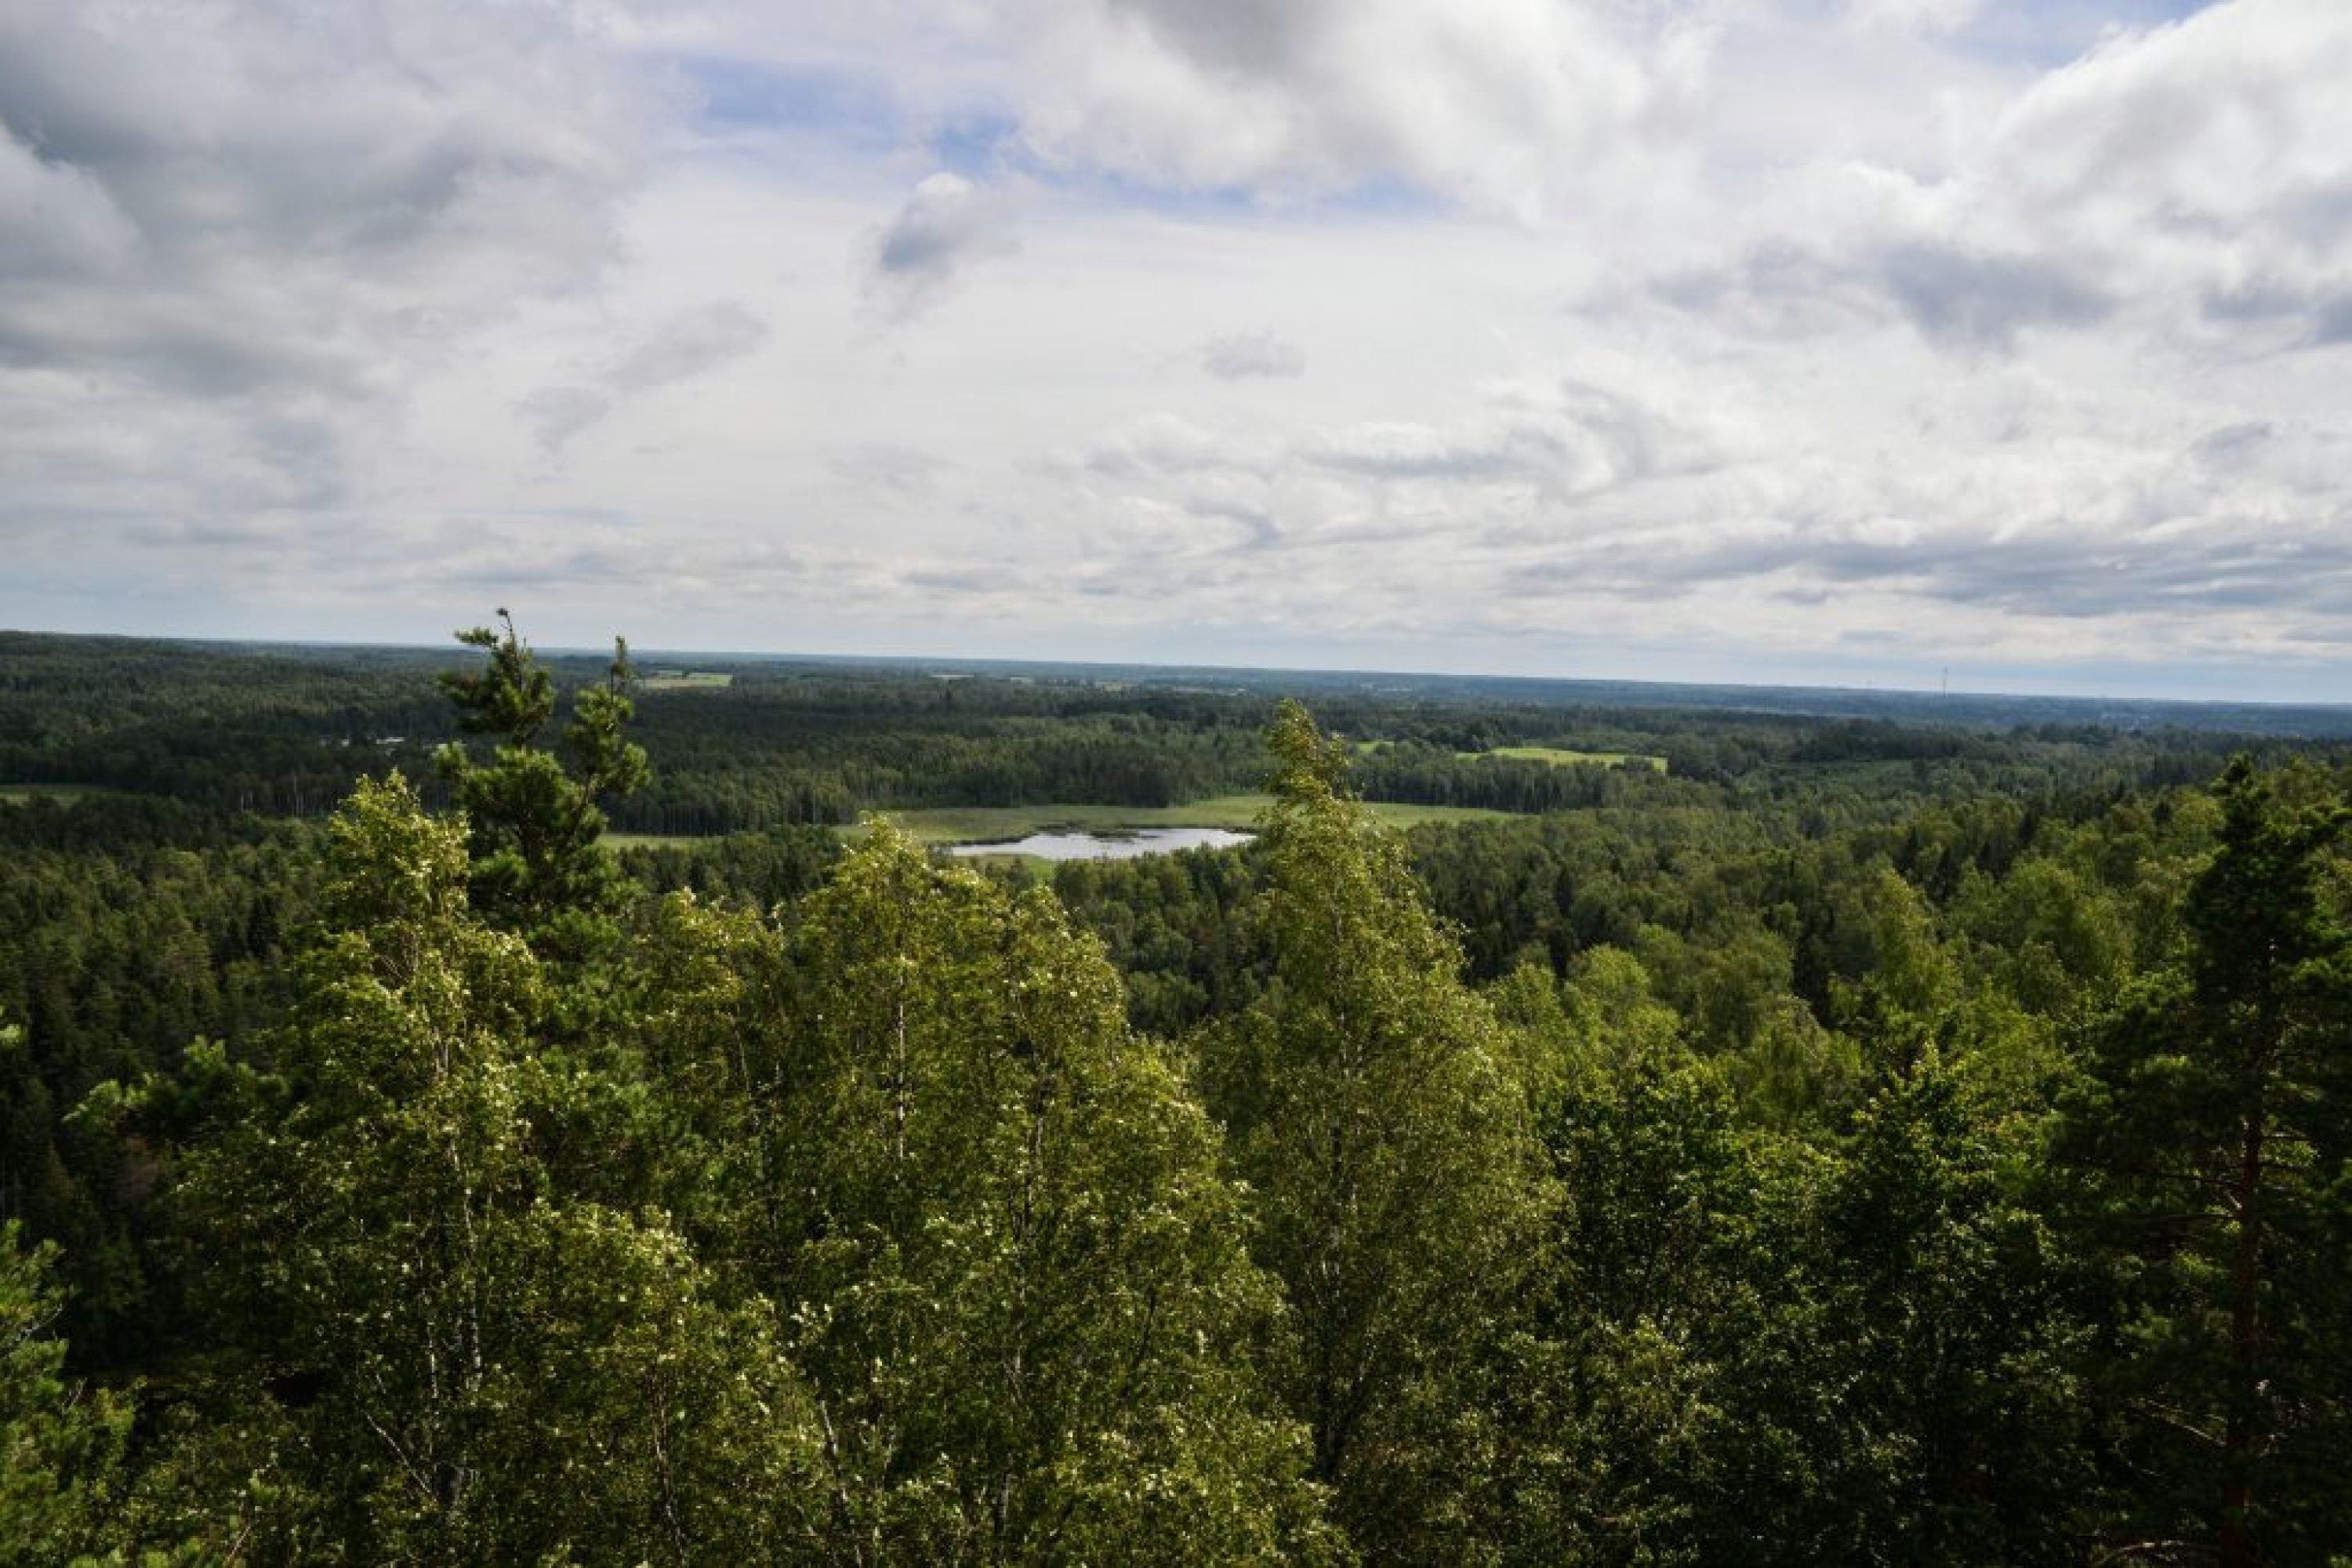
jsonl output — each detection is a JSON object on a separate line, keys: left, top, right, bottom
{"left": 2065, "top": 759, "right": 2352, "bottom": 1563}
{"left": 434, "top": 610, "right": 648, "bottom": 964}
{"left": 0, "top": 1216, "right": 129, "bottom": 1563}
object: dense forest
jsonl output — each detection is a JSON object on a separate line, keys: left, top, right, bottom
{"left": 4, "top": 623, "right": 2350, "bottom": 1564}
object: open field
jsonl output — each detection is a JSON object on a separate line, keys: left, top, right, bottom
{"left": 637, "top": 670, "right": 734, "bottom": 691}
{"left": 605, "top": 831, "right": 706, "bottom": 851}
{"left": 1475, "top": 745, "right": 1668, "bottom": 772}
{"left": 0, "top": 783, "right": 113, "bottom": 804}
{"left": 1352, "top": 739, "right": 1666, "bottom": 772}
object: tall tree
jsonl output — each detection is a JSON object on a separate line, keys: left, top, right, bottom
{"left": 0, "top": 1216, "right": 129, "bottom": 1563}
{"left": 760, "top": 822, "right": 1334, "bottom": 1564}
{"left": 1529, "top": 1042, "right": 1824, "bottom": 1566}
{"left": 1200, "top": 701, "right": 1548, "bottom": 1559}
{"left": 434, "top": 610, "right": 648, "bottom": 963}
{"left": 137, "top": 777, "right": 825, "bottom": 1564}
{"left": 2064, "top": 758, "right": 2352, "bottom": 1563}
{"left": 1812, "top": 1054, "right": 2096, "bottom": 1562}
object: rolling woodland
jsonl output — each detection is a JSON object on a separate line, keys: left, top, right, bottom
{"left": 3, "top": 625, "right": 2350, "bottom": 1565}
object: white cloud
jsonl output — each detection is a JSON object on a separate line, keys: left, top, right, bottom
{"left": 1198, "top": 330, "right": 1306, "bottom": 379}
{"left": 1846, "top": 0, "right": 1984, "bottom": 37}
{"left": 1978, "top": 0, "right": 2352, "bottom": 347}
{"left": 865, "top": 172, "right": 1016, "bottom": 320}
{"left": 993, "top": 0, "right": 1692, "bottom": 219}
{"left": 520, "top": 387, "right": 617, "bottom": 455}
{"left": 7, "top": 0, "right": 2352, "bottom": 699}
{"left": 612, "top": 303, "right": 773, "bottom": 390}
{"left": 523, "top": 302, "right": 772, "bottom": 451}
{"left": 0, "top": 0, "right": 648, "bottom": 543}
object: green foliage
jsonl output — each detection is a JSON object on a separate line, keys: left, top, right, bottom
{"left": 759, "top": 822, "right": 1337, "bottom": 1563}
{"left": 146, "top": 777, "right": 825, "bottom": 1564}
{"left": 1, "top": 1215, "right": 130, "bottom": 1565}
{"left": 1202, "top": 701, "right": 1548, "bottom": 1557}
{"left": 1530, "top": 1048, "right": 1824, "bottom": 1563}
{"left": 1810, "top": 1058, "right": 2097, "bottom": 1559}
{"left": 2062, "top": 758, "right": 2352, "bottom": 1563}
{"left": 1523, "top": 1029, "right": 2096, "bottom": 1563}
{"left": 434, "top": 612, "right": 649, "bottom": 960}
{"left": 0, "top": 818, "right": 318, "bottom": 1367}
{"left": 13, "top": 634, "right": 2352, "bottom": 1563}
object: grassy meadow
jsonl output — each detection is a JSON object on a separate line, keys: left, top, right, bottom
{"left": 0, "top": 783, "right": 114, "bottom": 804}
{"left": 1476, "top": 745, "right": 1668, "bottom": 772}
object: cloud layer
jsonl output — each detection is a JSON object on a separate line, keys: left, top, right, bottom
{"left": 3, "top": 0, "right": 2350, "bottom": 699}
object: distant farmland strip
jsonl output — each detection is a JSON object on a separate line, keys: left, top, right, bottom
{"left": 1475, "top": 745, "right": 1667, "bottom": 772}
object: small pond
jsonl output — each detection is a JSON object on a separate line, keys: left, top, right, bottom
{"left": 946, "top": 827, "right": 1254, "bottom": 862}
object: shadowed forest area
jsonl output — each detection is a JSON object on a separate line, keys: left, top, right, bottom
{"left": 4, "top": 625, "right": 2350, "bottom": 1564}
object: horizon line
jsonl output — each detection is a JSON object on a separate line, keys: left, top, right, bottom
{"left": 10, "top": 624, "right": 2352, "bottom": 716}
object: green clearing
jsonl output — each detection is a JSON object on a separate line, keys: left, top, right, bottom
{"left": 1352, "top": 739, "right": 1665, "bottom": 773}
{"left": 0, "top": 783, "right": 112, "bottom": 804}
{"left": 1474, "top": 745, "right": 1668, "bottom": 773}
{"left": 637, "top": 670, "right": 733, "bottom": 691}
{"left": 604, "top": 831, "right": 706, "bottom": 851}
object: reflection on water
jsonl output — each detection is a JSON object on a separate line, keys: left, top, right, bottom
{"left": 946, "top": 827, "right": 1254, "bottom": 861}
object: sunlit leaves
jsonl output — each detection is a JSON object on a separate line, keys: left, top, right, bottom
{"left": 765, "top": 822, "right": 1334, "bottom": 1563}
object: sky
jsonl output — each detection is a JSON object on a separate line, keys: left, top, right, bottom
{"left": 4, "top": 0, "right": 2350, "bottom": 702}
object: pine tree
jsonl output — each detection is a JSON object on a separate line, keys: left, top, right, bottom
{"left": 433, "top": 610, "right": 648, "bottom": 964}
{"left": 0, "top": 1216, "right": 130, "bottom": 1564}
{"left": 2065, "top": 759, "right": 2352, "bottom": 1563}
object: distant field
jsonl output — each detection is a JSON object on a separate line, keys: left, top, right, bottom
{"left": 0, "top": 784, "right": 111, "bottom": 804}
{"left": 1355, "top": 739, "right": 1668, "bottom": 773}
{"left": 637, "top": 671, "right": 733, "bottom": 691}
{"left": 1473, "top": 745, "right": 1668, "bottom": 773}
{"left": 605, "top": 831, "right": 705, "bottom": 851}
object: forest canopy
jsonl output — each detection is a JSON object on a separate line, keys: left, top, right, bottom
{"left": 2, "top": 625, "right": 2349, "bottom": 1564}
